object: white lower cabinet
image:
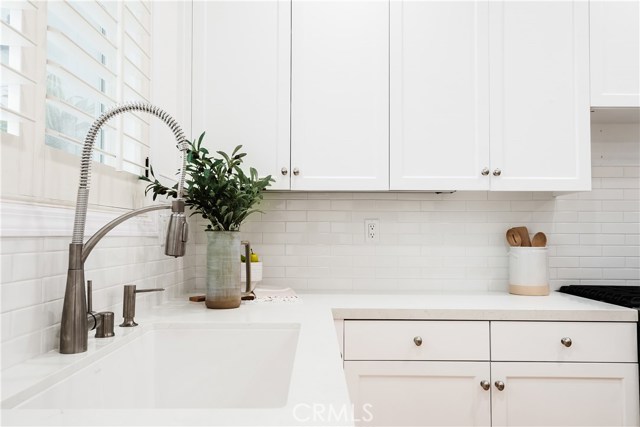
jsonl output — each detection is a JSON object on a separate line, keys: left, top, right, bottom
{"left": 344, "top": 320, "right": 640, "bottom": 427}
{"left": 491, "top": 362, "right": 639, "bottom": 427}
{"left": 344, "top": 361, "right": 491, "bottom": 426}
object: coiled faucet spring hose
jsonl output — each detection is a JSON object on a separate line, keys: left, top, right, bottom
{"left": 71, "top": 102, "right": 188, "bottom": 245}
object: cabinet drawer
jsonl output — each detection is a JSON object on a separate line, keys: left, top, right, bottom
{"left": 344, "top": 321, "right": 489, "bottom": 361}
{"left": 491, "top": 322, "right": 638, "bottom": 363}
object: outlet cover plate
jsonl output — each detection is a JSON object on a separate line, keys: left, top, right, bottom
{"left": 365, "top": 219, "right": 379, "bottom": 243}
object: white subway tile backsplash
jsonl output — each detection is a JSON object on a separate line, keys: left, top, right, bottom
{"left": 624, "top": 212, "right": 640, "bottom": 223}
{"left": 2, "top": 279, "right": 42, "bottom": 312}
{"left": 286, "top": 199, "right": 331, "bottom": 211}
{"left": 1, "top": 312, "right": 12, "bottom": 342}
{"left": 624, "top": 167, "right": 640, "bottom": 177}
{"left": 579, "top": 257, "right": 626, "bottom": 268}
{"left": 556, "top": 246, "right": 603, "bottom": 257}
{"left": 579, "top": 234, "right": 626, "bottom": 245}
{"left": 555, "top": 200, "right": 603, "bottom": 212}
{"left": 1, "top": 254, "right": 13, "bottom": 283}
{"left": 262, "top": 211, "right": 307, "bottom": 222}
{"left": 488, "top": 192, "right": 533, "bottom": 201}
{"left": 2, "top": 332, "right": 42, "bottom": 371}
{"left": 592, "top": 167, "right": 625, "bottom": 178}
{"left": 578, "top": 211, "right": 624, "bottom": 222}
{"left": 0, "top": 238, "right": 43, "bottom": 255}
{"left": 603, "top": 268, "right": 640, "bottom": 280}
{"left": 600, "top": 177, "right": 640, "bottom": 189}
{"left": 263, "top": 232, "right": 307, "bottom": 244}
{"left": 602, "top": 246, "right": 640, "bottom": 257}
{"left": 557, "top": 268, "right": 603, "bottom": 280}
{"left": 510, "top": 200, "right": 556, "bottom": 212}
{"left": 553, "top": 223, "right": 602, "bottom": 234}
{"left": 578, "top": 189, "right": 625, "bottom": 200}
{"left": 307, "top": 211, "right": 352, "bottom": 222}
{"left": 602, "top": 200, "right": 639, "bottom": 211}
{"left": 601, "top": 222, "right": 640, "bottom": 234}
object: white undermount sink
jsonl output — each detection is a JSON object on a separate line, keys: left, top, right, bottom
{"left": 16, "top": 323, "right": 301, "bottom": 410}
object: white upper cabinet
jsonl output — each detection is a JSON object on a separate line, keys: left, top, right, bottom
{"left": 192, "top": 1, "right": 291, "bottom": 190}
{"left": 390, "top": 1, "right": 490, "bottom": 191}
{"left": 390, "top": 0, "right": 591, "bottom": 192}
{"left": 290, "top": 0, "right": 389, "bottom": 191}
{"left": 187, "top": 0, "right": 592, "bottom": 193}
{"left": 488, "top": 1, "right": 591, "bottom": 191}
{"left": 590, "top": 1, "right": 640, "bottom": 107}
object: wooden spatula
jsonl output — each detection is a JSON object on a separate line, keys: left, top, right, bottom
{"left": 513, "top": 226, "right": 531, "bottom": 246}
{"left": 506, "top": 228, "right": 522, "bottom": 246}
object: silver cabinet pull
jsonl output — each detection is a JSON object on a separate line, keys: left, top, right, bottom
{"left": 281, "top": 167, "right": 288, "bottom": 176}
{"left": 293, "top": 168, "right": 300, "bottom": 176}
{"left": 493, "top": 168, "right": 502, "bottom": 176}
{"left": 495, "top": 381, "right": 505, "bottom": 391}
{"left": 561, "top": 337, "right": 572, "bottom": 347}
{"left": 413, "top": 336, "right": 423, "bottom": 346}
{"left": 481, "top": 167, "right": 490, "bottom": 176}
{"left": 480, "top": 380, "right": 490, "bottom": 391}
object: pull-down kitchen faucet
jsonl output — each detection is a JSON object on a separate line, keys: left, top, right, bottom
{"left": 60, "top": 102, "right": 190, "bottom": 354}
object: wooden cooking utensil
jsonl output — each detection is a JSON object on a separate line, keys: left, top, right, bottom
{"left": 532, "top": 232, "right": 547, "bottom": 247}
{"left": 513, "top": 226, "right": 531, "bottom": 246}
{"left": 506, "top": 228, "right": 522, "bottom": 247}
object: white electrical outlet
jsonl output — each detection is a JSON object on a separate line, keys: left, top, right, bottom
{"left": 365, "top": 219, "right": 379, "bottom": 243}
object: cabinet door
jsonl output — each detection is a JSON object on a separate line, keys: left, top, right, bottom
{"left": 344, "top": 361, "right": 491, "bottom": 426}
{"left": 192, "top": 1, "right": 291, "bottom": 190}
{"left": 491, "top": 362, "right": 640, "bottom": 427}
{"left": 390, "top": 1, "right": 490, "bottom": 191}
{"left": 590, "top": 1, "right": 640, "bottom": 107}
{"left": 291, "top": 1, "right": 389, "bottom": 191}
{"left": 488, "top": 1, "right": 591, "bottom": 191}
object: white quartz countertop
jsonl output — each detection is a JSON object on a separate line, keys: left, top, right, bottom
{"left": 1, "top": 290, "right": 637, "bottom": 426}
{"left": 321, "top": 290, "right": 638, "bottom": 321}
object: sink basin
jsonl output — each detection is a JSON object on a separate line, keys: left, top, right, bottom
{"left": 16, "top": 323, "right": 300, "bottom": 410}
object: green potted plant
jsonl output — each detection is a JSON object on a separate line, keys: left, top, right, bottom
{"left": 140, "top": 132, "right": 273, "bottom": 309}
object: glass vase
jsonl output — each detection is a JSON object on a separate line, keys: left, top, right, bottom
{"left": 205, "top": 231, "right": 241, "bottom": 309}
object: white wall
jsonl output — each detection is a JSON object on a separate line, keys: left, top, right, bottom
{"left": 1, "top": 122, "right": 638, "bottom": 371}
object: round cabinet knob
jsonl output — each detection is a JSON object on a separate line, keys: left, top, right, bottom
{"left": 481, "top": 167, "right": 490, "bottom": 176}
{"left": 281, "top": 167, "right": 288, "bottom": 176}
{"left": 561, "top": 337, "right": 572, "bottom": 347}
{"left": 293, "top": 168, "right": 300, "bottom": 176}
{"left": 493, "top": 168, "right": 502, "bottom": 177}
{"left": 413, "top": 336, "right": 423, "bottom": 347}
{"left": 480, "top": 380, "right": 490, "bottom": 391}
{"left": 494, "top": 381, "right": 505, "bottom": 391}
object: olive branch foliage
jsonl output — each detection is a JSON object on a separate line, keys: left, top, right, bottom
{"left": 140, "top": 132, "right": 273, "bottom": 231}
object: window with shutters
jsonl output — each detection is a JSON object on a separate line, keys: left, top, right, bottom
{"left": 43, "top": 0, "right": 152, "bottom": 176}
{"left": 0, "top": 2, "right": 38, "bottom": 138}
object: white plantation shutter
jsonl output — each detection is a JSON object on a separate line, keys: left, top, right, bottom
{"left": 44, "top": 0, "right": 152, "bottom": 175}
{"left": 0, "top": 1, "right": 39, "bottom": 137}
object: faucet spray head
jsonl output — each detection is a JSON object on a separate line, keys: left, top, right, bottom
{"left": 165, "top": 199, "right": 188, "bottom": 257}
